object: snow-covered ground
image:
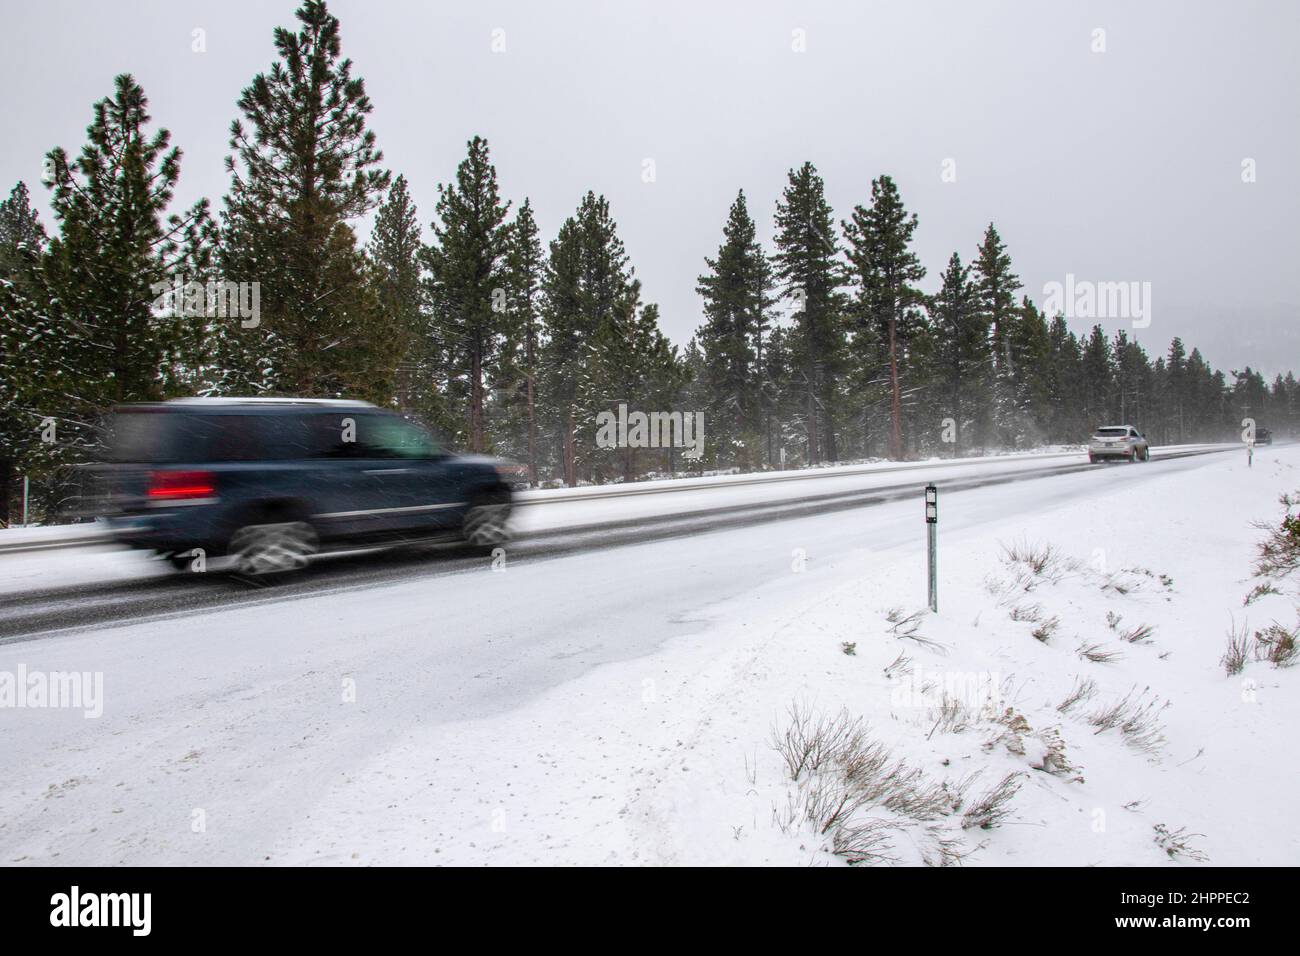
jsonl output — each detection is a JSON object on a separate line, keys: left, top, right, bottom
{"left": 1, "top": 442, "right": 1295, "bottom": 865}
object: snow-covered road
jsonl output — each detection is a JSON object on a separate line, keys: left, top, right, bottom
{"left": 1, "top": 443, "right": 1295, "bottom": 866}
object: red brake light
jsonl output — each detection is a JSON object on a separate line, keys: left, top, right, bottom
{"left": 147, "top": 470, "right": 217, "bottom": 500}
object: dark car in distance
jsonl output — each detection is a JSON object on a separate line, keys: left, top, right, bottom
{"left": 102, "top": 398, "right": 519, "bottom": 575}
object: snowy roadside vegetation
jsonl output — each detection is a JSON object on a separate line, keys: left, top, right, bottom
{"left": 256, "top": 444, "right": 1300, "bottom": 866}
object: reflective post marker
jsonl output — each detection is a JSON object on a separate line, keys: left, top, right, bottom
{"left": 925, "top": 483, "right": 938, "bottom": 612}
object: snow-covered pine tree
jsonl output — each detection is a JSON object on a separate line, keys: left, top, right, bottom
{"left": 0, "top": 181, "right": 49, "bottom": 524}
{"left": 579, "top": 291, "right": 683, "bottom": 482}
{"left": 1045, "top": 315, "right": 1085, "bottom": 441}
{"left": 1081, "top": 325, "right": 1114, "bottom": 429}
{"left": 540, "top": 192, "right": 637, "bottom": 485}
{"left": 999, "top": 296, "right": 1052, "bottom": 446}
{"left": 695, "top": 189, "right": 774, "bottom": 470}
{"left": 3, "top": 75, "right": 213, "bottom": 520}
{"left": 842, "top": 175, "right": 926, "bottom": 460}
{"left": 494, "top": 197, "right": 547, "bottom": 482}
{"left": 421, "top": 136, "right": 511, "bottom": 453}
{"left": 367, "top": 175, "right": 432, "bottom": 421}
{"left": 772, "top": 162, "right": 847, "bottom": 465}
{"left": 218, "top": 0, "right": 392, "bottom": 401}
{"left": 972, "top": 223, "right": 1022, "bottom": 449}
{"left": 925, "top": 252, "right": 984, "bottom": 456}
{"left": 0, "top": 182, "right": 46, "bottom": 285}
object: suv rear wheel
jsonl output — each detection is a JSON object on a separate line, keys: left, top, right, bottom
{"left": 228, "top": 521, "right": 318, "bottom": 576}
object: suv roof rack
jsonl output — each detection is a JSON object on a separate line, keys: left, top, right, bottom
{"left": 164, "top": 397, "right": 376, "bottom": 408}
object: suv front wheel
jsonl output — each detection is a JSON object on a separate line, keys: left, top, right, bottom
{"left": 461, "top": 492, "right": 512, "bottom": 550}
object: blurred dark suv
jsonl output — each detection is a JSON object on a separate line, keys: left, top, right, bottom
{"left": 101, "top": 398, "right": 518, "bottom": 574}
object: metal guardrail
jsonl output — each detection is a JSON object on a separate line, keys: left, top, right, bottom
{"left": 0, "top": 531, "right": 110, "bottom": 554}
{"left": 0, "top": 444, "right": 1236, "bottom": 556}
{"left": 510, "top": 447, "right": 1091, "bottom": 505}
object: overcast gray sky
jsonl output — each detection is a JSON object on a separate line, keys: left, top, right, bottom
{"left": 2, "top": 0, "right": 1297, "bottom": 376}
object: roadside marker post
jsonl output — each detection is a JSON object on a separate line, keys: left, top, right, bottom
{"left": 925, "top": 483, "right": 938, "bottom": 613}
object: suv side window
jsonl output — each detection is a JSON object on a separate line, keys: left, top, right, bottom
{"left": 307, "top": 414, "right": 355, "bottom": 458}
{"left": 351, "top": 414, "right": 440, "bottom": 459}
{"left": 210, "top": 413, "right": 327, "bottom": 461}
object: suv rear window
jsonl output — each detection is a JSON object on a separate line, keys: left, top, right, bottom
{"left": 1096, "top": 427, "right": 1130, "bottom": 438}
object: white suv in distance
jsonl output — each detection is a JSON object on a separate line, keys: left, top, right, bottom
{"left": 1089, "top": 425, "right": 1150, "bottom": 463}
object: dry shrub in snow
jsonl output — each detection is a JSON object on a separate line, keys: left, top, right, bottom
{"left": 1254, "top": 622, "right": 1298, "bottom": 667}
{"left": 883, "top": 652, "right": 911, "bottom": 679}
{"left": 1032, "top": 615, "right": 1060, "bottom": 642}
{"left": 828, "top": 817, "right": 899, "bottom": 865}
{"left": 1244, "top": 582, "right": 1281, "bottom": 606}
{"left": 1098, "top": 569, "right": 1151, "bottom": 596}
{"left": 1221, "top": 619, "right": 1299, "bottom": 672}
{"left": 1221, "top": 621, "right": 1252, "bottom": 675}
{"left": 1000, "top": 540, "right": 1073, "bottom": 580}
{"left": 1008, "top": 602, "right": 1043, "bottom": 623}
{"left": 1120, "top": 622, "right": 1155, "bottom": 644}
{"left": 1153, "top": 823, "right": 1209, "bottom": 863}
{"left": 1033, "top": 726, "right": 1083, "bottom": 780}
{"left": 926, "top": 692, "right": 971, "bottom": 736}
{"left": 1057, "top": 676, "right": 1098, "bottom": 713}
{"left": 1251, "top": 491, "right": 1300, "bottom": 585}
{"left": 1087, "top": 687, "right": 1169, "bottom": 756}
{"left": 1077, "top": 641, "right": 1123, "bottom": 664}
{"left": 983, "top": 707, "right": 1082, "bottom": 780}
{"left": 770, "top": 704, "right": 1002, "bottom": 866}
{"left": 984, "top": 706, "right": 1034, "bottom": 756}
{"left": 882, "top": 607, "right": 947, "bottom": 653}
{"left": 962, "top": 772, "right": 1025, "bottom": 830}
{"left": 772, "top": 702, "right": 866, "bottom": 779}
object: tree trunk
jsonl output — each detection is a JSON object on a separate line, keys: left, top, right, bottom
{"left": 806, "top": 370, "right": 819, "bottom": 465}
{"left": 526, "top": 373, "right": 538, "bottom": 487}
{"left": 564, "top": 407, "right": 577, "bottom": 487}
{"left": 889, "top": 315, "right": 903, "bottom": 459}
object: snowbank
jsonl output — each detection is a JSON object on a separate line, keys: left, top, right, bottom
{"left": 268, "top": 444, "right": 1300, "bottom": 865}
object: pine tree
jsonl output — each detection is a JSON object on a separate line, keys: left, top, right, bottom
{"left": 925, "top": 252, "right": 983, "bottom": 455}
{"left": 1081, "top": 325, "right": 1113, "bottom": 428}
{"left": 1163, "top": 337, "right": 1188, "bottom": 443}
{"left": 843, "top": 175, "right": 926, "bottom": 459}
{"left": 540, "top": 192, "right": 638, "bottom": 485}
{"left": 1005, "top": 296, "right": 1052, "bottom": 444}
{"left": 218, "top": 0, "right": 391, "bottom": 400}
{"left": 1044, "top": 315, "right": 1084, "bottom": 440}
{"left": 972, "top": 223, "right": 1022, "bottom": 447}
{"left": 367, "top": 175, "right": 428, "bottom": 417}
{"left": 496, "top": 198, "right": 546, "bottom": 481}
{"left": 0, "top": 182, "right": 47, "bottom": 285}
{"left": 420, "top": 136, "right": 511, "bottom": 452}
{"left": 772, "top": 162, "right": 846, "bottom": 464}
{"left": 581, "top": 291, "right": 683, "bottom": 481}
{"left": 1111, "top": 330, "right": 1152, "bottom": 430}
{"left": 0, "top": 182, "right": 49, "bottom": 524}
{"left": 695, "top": 189, "right": 774, "bottom": 469}
{"left": 0, "top": 76, "right": 212, "bottom": 520}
